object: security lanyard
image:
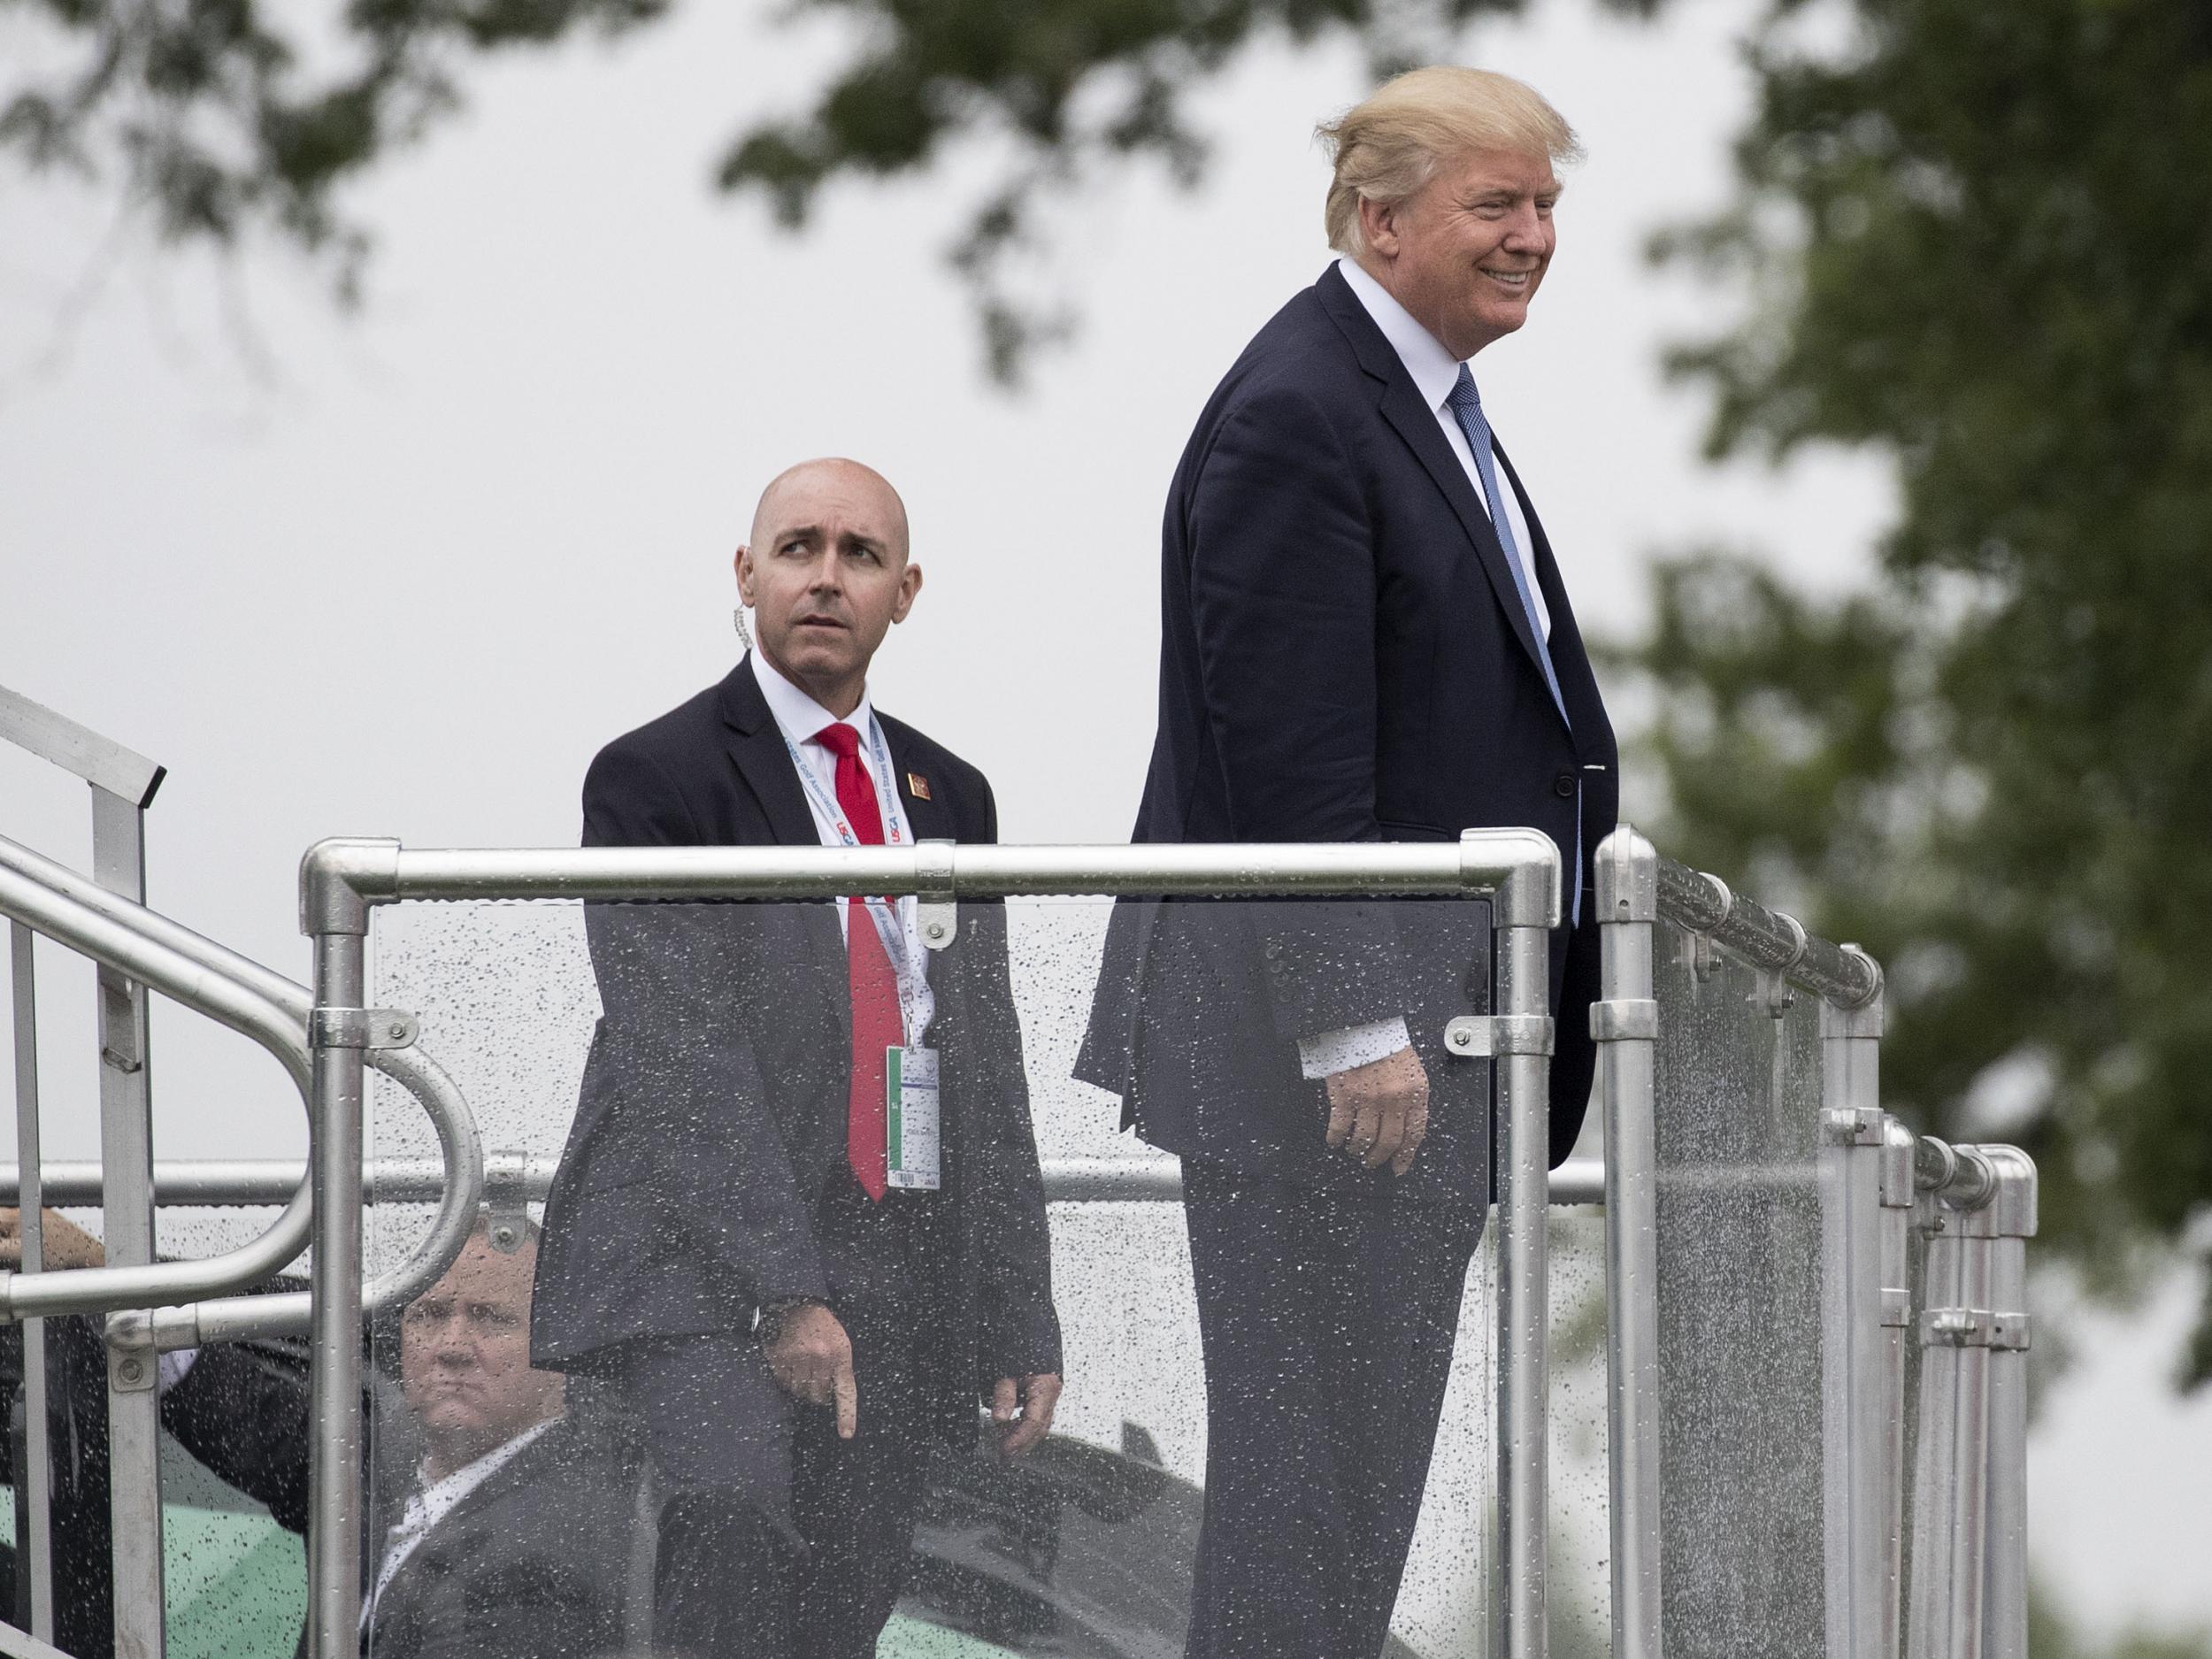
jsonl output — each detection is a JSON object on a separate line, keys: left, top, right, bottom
{"left": 780, "top": 718, "right": 928, "bottom": 1042}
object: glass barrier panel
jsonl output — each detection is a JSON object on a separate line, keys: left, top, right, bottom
{"left": 365, "top": 893, "right": 1507, "bottom": 1659}
{"left": 1651, "top": 914, "right": 1829, "bottom": 1656}
{"left": 1547, "top": 1204, "right": 1613, "bottom": 1659}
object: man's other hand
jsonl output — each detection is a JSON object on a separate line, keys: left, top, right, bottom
{"left": 987, "top": 1372, "right": 1061, "bottom": 1457}
{"left": 1324, "top": 1046, "right": 1431, "bottom": 1176}
{"left": 764, "top": 1302, "right": 858, "bottom": 1440}
{"left": 0, "top": 1208, "right": 106, "bottom": 1271}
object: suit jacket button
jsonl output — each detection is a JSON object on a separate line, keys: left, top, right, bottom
{"left": 1553, "top": 772, "right": 1578, "bottom": 798}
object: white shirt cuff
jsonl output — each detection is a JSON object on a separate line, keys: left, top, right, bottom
{"left": 156, "top": 1349, "right": 198, "bottom": 1394}
{"left": 1298, "top": 1018, "right": 1414, "bottom": 1080}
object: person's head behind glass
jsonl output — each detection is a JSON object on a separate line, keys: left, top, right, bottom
{"left": 399, "top": 1217, "right": 563, "bottom": 1481}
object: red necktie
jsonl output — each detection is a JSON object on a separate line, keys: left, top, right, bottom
{"left": 816, "top": 722, "right": 897, "bottom": 1201}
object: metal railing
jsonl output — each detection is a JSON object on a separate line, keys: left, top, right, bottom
{"left": 293, "top": 828, "right": 1565, "bottom": 1659}
{"left": 0, "top": 832, "right": 486, "bottom": 1336}
{"left": 3, "top": 682, "right": 168, "bottom": 1654}
{"left": 1593, "top": 826, "right": 2036, "bottom": 1659}
{"left": 0, "top": 686, "right": 487, "bottom": 1659}
{"left": 0, "top": 1155, "right": 1611, "bottom": 1210}
{"left": 0, "top": 798, "right": 2035, "bottom": 1659}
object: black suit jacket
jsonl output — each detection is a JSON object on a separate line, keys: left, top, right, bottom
{"left": 1078, "top": 264, "right": 1617, "bottom": 1199}
{"left": 0, "top": 1298, "right": 641, "bottom": 1659}
{"left": 531, "top": 657, "right": 1062, "bottom": 1437}
{"left": 362, "top": 1409, "right": 642, "bottom": 1659}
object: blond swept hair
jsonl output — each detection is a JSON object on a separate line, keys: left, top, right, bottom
{"left": 1317, "top": 67, "right": 1583, "bottom": 256}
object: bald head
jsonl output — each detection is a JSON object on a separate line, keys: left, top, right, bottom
{"left": 736, "top": 457, "right": 924, "bottom": 718}
{"left": 749, "top": 457, "right": 910, "bottom": 565}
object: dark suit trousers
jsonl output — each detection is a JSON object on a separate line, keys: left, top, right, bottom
{"left": 1180, "top": 1157, "right": 1479, "bottom": 1659}
{"left": 649, "top": 1179, "right": 950, "bottom": 1659}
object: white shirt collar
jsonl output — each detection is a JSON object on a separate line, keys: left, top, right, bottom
{"left": 1336, "top": 256, "right": 1467, "bottom": 417}
{"left": 749, "top": 649, "right": 877, "bottom": 750}
{"left": 412, "top": 1416, "right": 556, "bottom": 1517}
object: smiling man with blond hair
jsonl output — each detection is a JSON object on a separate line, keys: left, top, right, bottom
{"left": 1079, "top": 65, "right": 1618, "bottom": 1657}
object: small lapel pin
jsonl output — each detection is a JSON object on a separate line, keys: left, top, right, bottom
{"left": 906, "top": 772, "right": 932, "bottom": 801}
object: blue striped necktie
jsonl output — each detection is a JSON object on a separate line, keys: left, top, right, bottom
{"left": 1447, "top": 365, "right": 1565, "bottom": 718}
{"left": 1445, "top": 364, "right": 1581, "bottom": 924}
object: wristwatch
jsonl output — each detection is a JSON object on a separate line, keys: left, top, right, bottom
{"left": 755, "top": 1296, "right": 826, "bottom": 1344}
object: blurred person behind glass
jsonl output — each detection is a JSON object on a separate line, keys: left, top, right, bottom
{"left": 365, "top": 1214, "right": 643, "bottom": 1659}
{"left": 0, "top": 1207, "right": 311, "bottom": 1658}
{"left": 0, "top": 1210, "right": 643, "bottom": 1659}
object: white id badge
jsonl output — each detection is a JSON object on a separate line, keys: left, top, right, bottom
{"left": 886, "top": 1045, "right": 941, "bottom": 1191}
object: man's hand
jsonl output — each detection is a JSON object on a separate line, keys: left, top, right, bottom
{"left": 1324, "top": 1046, "right": 1431, "bottom": 1176}
{"left": 0, "top": 1208, "right": 106, "bottom": 1271}
{"left": 987, "top": 1372, "right": 1062, "bottom": 1458}
{"left": 763, "top": 1302, "right": 858, "bottom": 1440}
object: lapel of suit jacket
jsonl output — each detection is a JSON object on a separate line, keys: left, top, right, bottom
{"left": 374, "top": 1423, "right": 553, "bottom": 1623}
{"left": 1312, "top": 264, "right": 1558, "bottom": 704}
{"left": 717, "top": 656, "right": 848, "bottom": 1013}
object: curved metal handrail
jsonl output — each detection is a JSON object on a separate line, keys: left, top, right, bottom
{"left": 0, "top": 849, "right": 314, "bottom": 1316}
{"left": 0, "top": 832, "right": 483, "bottom": 1332}
{"left": 149, "top": 1039, "right": 482, "bottom": 1348}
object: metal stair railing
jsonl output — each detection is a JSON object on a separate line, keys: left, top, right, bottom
{"left": 0, "top": 830, "right": 487, "bottom": 1333}
{"left": 0, "top": 828, "right": 487, "bottom": 1659}
{"left": 4, "top": 681, "right": 171, "bottom": 1655}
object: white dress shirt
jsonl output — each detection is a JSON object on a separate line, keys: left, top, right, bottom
{"left": 365, "top": 1417, "right": 557, "bottom": 1631}
{"left": 1335, "top": 255, "right": 1549, "bottom": 640}
{"left": 749, "top": 652, "right": 936, "bottom": 1045}
{"left": 1294, "top": 260, "right": 1556, "bottom": 1080}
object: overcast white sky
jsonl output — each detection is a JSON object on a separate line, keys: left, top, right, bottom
{"left": 3, "top": 0, "right": 2208, "bottom": 1638}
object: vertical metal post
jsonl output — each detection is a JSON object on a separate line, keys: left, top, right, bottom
{"left": 305, "top": 868, "right": 371, "bottom": 1659}
{"left": 8, "top": 921, "right": 55, "bottom": 1643}
{"left": 1905, "top": 1193, "right": 1960, "bottom": 1659}
{"left": 1490, "top": 849, "right": 1557, "bottom": 1659}
{"left": 1592, "top": 830, "right": 1663, "bottom": 1659}
{"left": 1974, "top": 1150, "right": 2035, "bottom": 1659}
{"left": 1905, "top": 1151, "right": 2008, "bottom": 1659}
{"left": 1878, "top": 1115, "right": 1918, "bottom": 1659}
{"left": 1819, "top": 971, "right": 1887, "bottom": 1659}
{"left": 1943, "top": 1230, "right": 1992, "bottom": 1658}
{"left": 90, "top": 786, "right": 165, "bottom": 1659}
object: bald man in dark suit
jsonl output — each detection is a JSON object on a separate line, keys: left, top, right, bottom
{"left": 534, "top": 459, "right": 1063, "bottom": 1659}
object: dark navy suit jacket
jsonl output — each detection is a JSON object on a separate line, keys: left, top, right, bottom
{"left": 1078, "top": 263, "right": 1617, "bottom": 1202}
{"left": 531, "top": 658, "right": 1061, "bottom": 1446}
